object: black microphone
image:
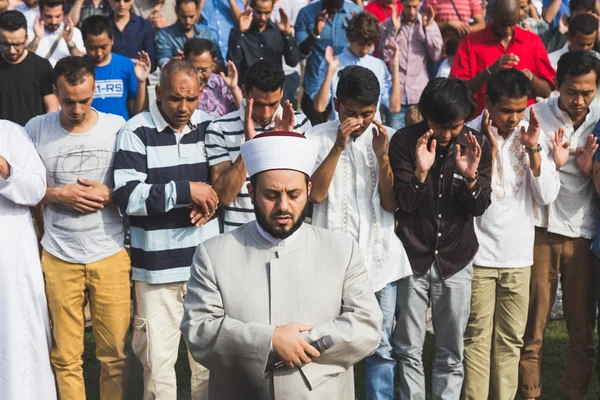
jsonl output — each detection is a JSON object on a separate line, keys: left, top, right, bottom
{"left": 270, "top": 335, "right": 334, "bottom": 370}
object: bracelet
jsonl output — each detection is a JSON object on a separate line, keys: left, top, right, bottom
{"left": 485, "top": 67, "right": 492, "bottom": 76}
{"left": 310, "top": 30, "right": 321, "bottom": 40}
{"left": 525, "top": 144, "right": 542, "bottom": 154}
{"left": 462, "top": 170, "right": 479, "bottom": 183}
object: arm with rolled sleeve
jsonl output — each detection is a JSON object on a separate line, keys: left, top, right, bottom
{"left": 530, "top": 135, "right": 561, "bottom": 205}
{"left": 227, "top": 28, "right": 244, "bottom": 76}
{"left": 181, "top": 242, "right": 275, "bottom": 388}
{"left": 298, "top": 239, "right": 382, "bottom": 390}
{"left": 282, "top": 30, "right": 301, "bottom": 68}
{"left": 156, "top": 27, "right": 174, "bottom": 67}
{"left": 142, "top": 20, "right": 157, "bottom": 72}
{"left": 113, "top": 125, "right": 192, "bottom": 216}
{"left": 424, "top": 20, "right": 443, "bottom": 62}
{"left": 295, "top": 8, "right": 313, "bottom": 59}
{"left": 389, "top": 131, "right": 429, "bottom": 212}
{"left": 458, "top": 135, "right": 492, "bottom": 216}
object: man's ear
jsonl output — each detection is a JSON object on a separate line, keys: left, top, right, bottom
{"left": 242, "top": 84, "right": 248, "bottom": 98}
{"left": 247, "top": 182, "right": 255, "bottom": 204}
{"left": 484, "top": 95, "right": 491, "bottom": 110}
{"left": 53, "top": 84, "right": 58, "bottom": 97}
{"left": 307, "top": 180, "right": 312, "bottom": 198}
{"left": 333, "top": 97, "right": 340, "bottom": 113}
{"left": 155, "top": 85, "right": 162, "bottom": 103}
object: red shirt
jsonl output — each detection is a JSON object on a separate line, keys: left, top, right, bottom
{"left": 450, "top": 24, "right": 556, "bottom": 114}
{"left": 364, "top": 0, "right": 402, "bottom": 23}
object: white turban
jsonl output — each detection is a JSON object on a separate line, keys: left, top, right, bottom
{"left": 240, "top": 132, "right": 319, "bottom": 177}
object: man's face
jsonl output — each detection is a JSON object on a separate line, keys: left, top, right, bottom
{"left": 155, "top": 72, "right": 200, "bottom": 129}
{"left": 84, "top": 32, "right": 113, "bottom": 65}
{"left": 491, "top": 10, "right": 520, "bottom": 40}
{"left": 322, "top": 0, "right": 344, "bottom": 13}
{"left": 348, "top": 39, "right": 373, "bottom": 58}
{"left": 427, "top": 119, "right": 465, "bottom": 147}
{"left": 177, "top": 2, "right": 197, "bottom": 33}
{"left": 334, "top": 97, "right": 378, "bottom": 137}
{"left": 249, "top": 169, "right": 311, "bottom": 240}
{"left": 402, "top": 0, "right": 422, "bottom": 22}
{"left": 558, "top": 71, "right": 597, "bottom": 120}
{"left": 0, "top": 28, "right": 27, "bottom": 63}
{"left": 519, "top": 0, "right": 529, "bottom": 21}
{"left": 485, "top": 95, "right": 528, "bottom": 136}
{"left": 246, "top": 86, "right": 283, "bottom": 126}
{"left": 185, "top": 51, "right": 214, "bottom": 88}
{"left": 109, "top": 0, "right": 132, "bottom": 17}
{"left": 42, "top": 4, "right": 64, "bottom": 32}
{"left": 24, "top": 0, "right": 38, "bottom": 9}
{"left": 568, "top": 30, "right": 597, "bottom": 52}
{"left": 53, "top": 74, "right": 95, "bottom": 125}
{"left": 252, "top": 0, "right": 273, "bottom": 31}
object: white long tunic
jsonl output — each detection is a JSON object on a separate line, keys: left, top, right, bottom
{"left": 0, "top": 120, "right": 56, "bottom": 400}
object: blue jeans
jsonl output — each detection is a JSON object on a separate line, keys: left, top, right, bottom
{"left": 365, "top": 281, "right": 398, "bottom": 400}
{"left": 393, "top": 263, "right": 473, "bottom": 400}
{"left": 283, "top": 72, "right": 301, "bottom": 110}
{"left": 384, "top": 106, "right": 408, "bottom": 131}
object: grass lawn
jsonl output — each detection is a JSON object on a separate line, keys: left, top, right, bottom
{"left": 82, "top": 320, "right": 599, "bottom": 399}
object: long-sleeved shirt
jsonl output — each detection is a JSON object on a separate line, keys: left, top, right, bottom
{"left": 311, "top": 48, "right": 391, "bottom": 122}
{"left": 199, "top": 0, "right": 246, "bottom": 61}
{"left": 109, "top": 14, "right": 156, "bottom": 72}
{"left": 389, "top": 120, "right": 493, "bottom": 278}
{"left": 379, "top": 13, "right": 443, "bottom": 106}
{"left": 113, "top": 101, "right": 218, "bottom": 284}
{"left": 227, "top": 21, "right": 301, "bottom": 87}
{"left": 295, "top": 0, "right": 363, "bottom": 96}
{"left": 525, "top": 97, "right": 599, "bottom": 239}
{"left": 467, "top": 113, "right": 560, "bottom": 268}
{"left": 156, "top": 22, "right": 223, "bottom": 67}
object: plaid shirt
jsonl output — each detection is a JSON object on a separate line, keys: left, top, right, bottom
{"left": 68, "top": 0, "right": 110, "bottom": 27}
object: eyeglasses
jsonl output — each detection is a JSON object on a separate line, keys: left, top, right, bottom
{"left": 0, "top": 40, "right": 27, "bottom": 49}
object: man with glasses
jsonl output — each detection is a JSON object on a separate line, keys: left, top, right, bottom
{"left": 0, "top": 10, "right": 58, "bottom": 125}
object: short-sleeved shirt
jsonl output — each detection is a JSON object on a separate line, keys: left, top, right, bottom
{"left": 423, "top": 0, "right": 482, "bottom": 23}
{"left": 90, "top": 53, "right": 138, "bottom": 120}
{"left": 450, "top": 24, "right": 556, "bottom": 114}
{"left": 0, "top": 51, "right": 54, "bottom": 126}
{"left": 25, "top": 109, "right": 126, "bottom": 264}
{"left": 34, "top": 23, "right": 86, "bottom": 67}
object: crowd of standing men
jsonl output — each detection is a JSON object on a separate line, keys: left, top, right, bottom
{"left": 2, "top": 0, "right": 600, "bottom": 399}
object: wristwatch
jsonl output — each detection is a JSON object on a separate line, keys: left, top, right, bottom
{"left": 67, "top": 41, "right": 76, "bottom": 49}
{"left": 525, "top": 144, "right": 542, "bottom": 154}
{"left": 463, "top": 170, "right": 479, "bottom": 183}
{"left": 310, "top": 30, "right": 321, "bottom": 40}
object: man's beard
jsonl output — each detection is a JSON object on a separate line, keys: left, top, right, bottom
{"left": 254, "top": 201, "right": 308, "bottom": 240}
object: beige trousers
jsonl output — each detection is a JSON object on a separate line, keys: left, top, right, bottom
{"left": 132, "top": 281, "right": 209, "bottom": 400}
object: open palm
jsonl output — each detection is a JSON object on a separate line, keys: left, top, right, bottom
{"left": 455, "top": 133, "right": 481, "bottom": 177}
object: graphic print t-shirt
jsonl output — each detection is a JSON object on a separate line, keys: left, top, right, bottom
{"left": 25, "top": 110, "right": 126, "bottom": 263}
{"left": 90, "top": 53, "right": 138, "bottom": 120}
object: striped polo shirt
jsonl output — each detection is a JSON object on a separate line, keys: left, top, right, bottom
{"left": 113, "top": 101, "right": 219, "bottom": 284}
{"left": 205, "top": 100, "right": 311, "bottom": 232}
{"left": 423, "top": 0, "right": 482, "bottom": 23}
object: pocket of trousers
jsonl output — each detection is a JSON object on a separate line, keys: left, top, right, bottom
{"left": 132, "top": 315, "right": 151, "bottom": 370}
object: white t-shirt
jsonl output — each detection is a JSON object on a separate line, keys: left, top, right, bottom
{"left": 14, "top": 3, "right": 39, "bottom": 45}
{"left": 34, "top": 22, "right": 86, "bottom": 67}
{"left": 25, "top": 109, "right": 126, "bottom": 264}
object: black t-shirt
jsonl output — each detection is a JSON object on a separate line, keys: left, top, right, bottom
{"left": 0, "top": 51, "right": 54, "bottom": 126}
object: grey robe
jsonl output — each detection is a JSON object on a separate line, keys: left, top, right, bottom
{"left": 181, "top": 222, "right": 383, "bottom": 399}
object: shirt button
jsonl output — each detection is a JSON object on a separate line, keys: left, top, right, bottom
{"left": 241, "top": 33, "right": 244, "bottom": 37}
{"left": 438, "top": 232, "right": 442, "bottom": 237}
{"left": 278, "top": 241, "right": 285, "bottom": 248}
{"left": 439, "top": 194, "right": 442, "bottom": 198}
{"left": 435, "top": 250, "right": 439, "bottom": 255}
{"left": 260, "top": 44, "right": 263, "bottom": 48}
{"left": 438, "top": 214, "right": 442, "bottom": 218}
{"left": 472, "top": 191, "right": 476, "bottom": 196}
{"left": 440, "top": 154, "right": 444, "bottom": 158}
{"left": 440, "top": 174, "right": 443, "bottom": 178}
{"left": 260, "top": 57, "right": 263, "bottom": 60}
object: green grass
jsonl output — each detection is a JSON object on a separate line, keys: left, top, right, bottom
{"left": 82, "top": 320, "right": 599, "bottom": 399}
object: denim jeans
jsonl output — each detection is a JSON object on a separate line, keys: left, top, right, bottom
{"left": 283, "top": 72, "right": 301, "bottom": 110}
{"left": 365, "top": 281, "right": 399, "bottom": 400}
{"left": 393, "top": 262, "right": 473, "bottom": 400}
{"left": 383, "top": 106, "right": 407, "bottom": 131}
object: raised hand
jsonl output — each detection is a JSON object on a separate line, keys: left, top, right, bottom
{"left": 490, "top": 53, "right": 520, "bottom": 73}
{"left": 149, "top": 9, "right": 168, "bottom": 29}
{"left": 415, "top": 129, "right": 436, "bottom": 182}
{"left": 480, "top": 109, "right": 497, "bottom": 154}
{"left": 272, "top": 323, "right": 320, "bottom": 369}
{"left": 220, "top": 60, "right": 239, "bottom": 89}
{"left": 576, "top": 134, "right": 598, "bottom": 176}
{"left": 520, "top": 108, "right": 541, "bottom": 149}
{"left": 274, "top": 100, "right": 295, "bottom": 132}
{"left": 455, "top": 132, "right": 482, "bottom": 179}
{"left": 314, "top": 9, "right": 329, "bottom": 36}
{"left": 389, "top": 39, "right": 400, "bottom": 69}
{"left": 550, "top": 127, "right": 570, "bottom": 170}
{"left": 62, "top": 16, "right": 75, "bottom": 43}
{"left": 325, "top": 46, "right": 340, "bottom": 71}
{"left": 239, "top": 7, "right": 253, "bottom": 33}
{"left": 134, "top": 51, "right": 151, "bottom": 82}
{"left": 33, "top": 13, "right": 45, "bottom": 39}
{"left": 372, "top": 120, "right": 389, "bottom": 160}
{"left": 334, "top": 118, "right": 362, "bottom": 151}
{"left": 391, "top": 3, "right": 401, "bottom": 33}
{"left": 244, "top": 98, "right": 257, "bottom": 140}
{"left": 558, "top": 13, "right": 568, "bottom": 34}
{"left": 277, "top": 8, "right": 293, "bottom": 35}
{"left": 422, "top": 5, "right": 436, "bottom": 27}
{"left": 449, "top": 19, "right": 471, "bottom": 36}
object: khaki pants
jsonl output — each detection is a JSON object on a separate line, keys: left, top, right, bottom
{"left": 462, "top": 266, "right": 530, "bottom": 400}
{"left": 41, "top": 249, "right": 131, "bottom": 400}
{"left": 519, "top": 229, "right": 596, "bottom": 399}
{"left": 132, "top": 281, "right": 209, "bottom": 400}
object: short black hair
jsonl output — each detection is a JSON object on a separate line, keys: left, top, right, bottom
{"left": 0, "top": 11, "right": 27, "bottom": 32}
{"left": 175, "top": 0, "right": 197, "bottom": 11}
{"left": 445, "top": 36, "right": 460, "bottom": 57}
{"left": 183, "top": 38, "right": 216, "bottom": 59}
{"left": 335, "top": 65, "right": 380, "bottom": 106}
{"left": 245, "top": 60, "right": 285, "bottom": 93}
{"left": 556, "top": 50, "right": 600, "bottom": 86}
{"left": 418, "top": 78, "right": 476, "bottom": 126}
{"left": 486, "top": 69, "right": 532, "bottom": 104}
{"left": 40, "top": 0, "right": 65, "bottom": 12}
{"left": 569, "top": 13, "right": 599, "bottom": 36}
{"left": 81, "top": 15, "right": 113, "bottom": 41}
{"left": 346, "top": 12, "right": 381, "bottom": 45}
{"left": 569, "top": 0, "right": 595, "bottom": 13}
{"left": 53, "top": 56, "right": 95, "bottom": 85}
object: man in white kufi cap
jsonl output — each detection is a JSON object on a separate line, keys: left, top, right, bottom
{"left": 181, "top": 131, "right": 383, "bottom": 400}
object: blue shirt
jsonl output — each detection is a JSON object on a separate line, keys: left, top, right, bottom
{"left": 91, "top": 53, "right": 138, "bottom": 120}
{"left": 542, "top": 0, "right": 569, "bottom": 28}
{"left": 199, "top": 0, "right": 245, "bottom": 61}
{"left": 311, "top": 48, "right": 392, "bottom": 122}
{"left": 156, "top": 22, "right": 223, "bottom": 67}
{"left": 110, "top": 14, "right": 156, "bottom": 72}
{"left": 295, "top": 0, "right": 363, "bottom": 96}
